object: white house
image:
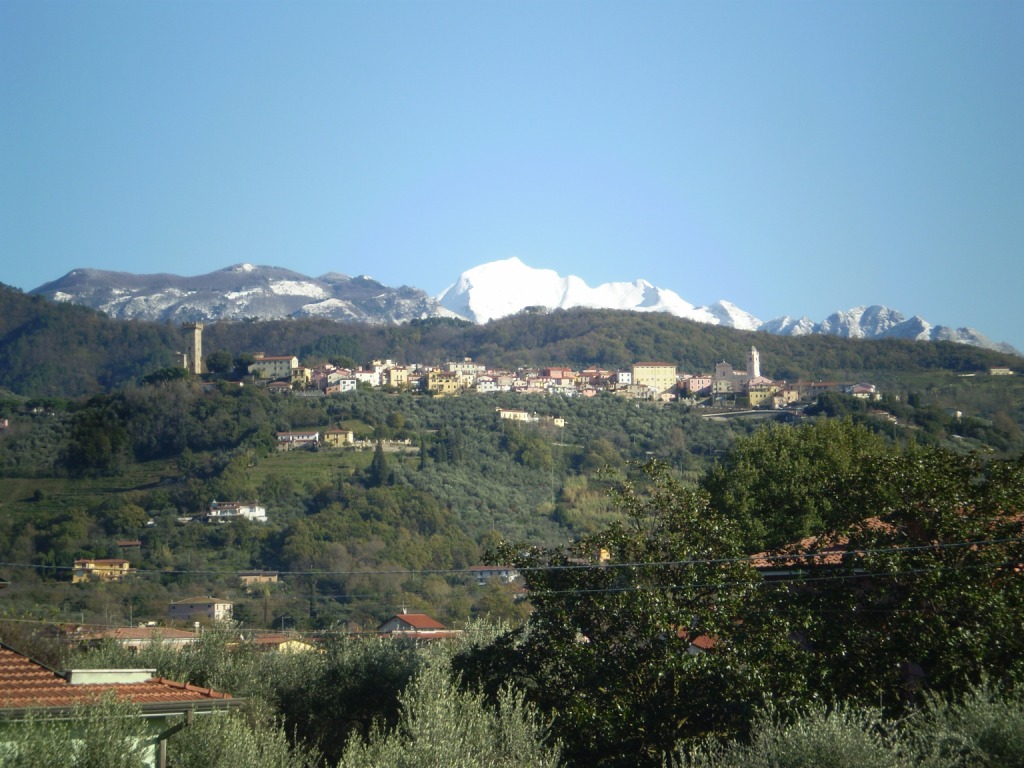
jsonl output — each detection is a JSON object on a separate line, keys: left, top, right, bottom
{"left": 204, "top": 501, "right": 267, "bottom": 523}
{"left": 275, "top": 430, "right": 319, "bottom": 450}
{"left": 468, "top": 565, "right": 520, "bottom": 586}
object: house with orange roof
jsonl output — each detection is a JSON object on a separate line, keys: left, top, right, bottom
{"left": 377, "top": 611, "right": 460, "bottom": 640}
{"left": 0, "top": 642, "right": 240, "bottom": 767}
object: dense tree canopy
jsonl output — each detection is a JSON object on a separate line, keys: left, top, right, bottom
{"left": 457, "top": 464, "right": 809, "bottom": 767}
{"left": 700, "top": 419, "right": 890, "bottom": 550}
{"left": 456, "top": 427, "right": 1024, "bottom": 766}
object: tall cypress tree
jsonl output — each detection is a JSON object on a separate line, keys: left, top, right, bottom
{"left": 369, "top": 439, "right": 389, "bottom": 487}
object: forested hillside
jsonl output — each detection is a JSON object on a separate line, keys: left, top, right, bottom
{"left": 3, "top": 420, "right": 1023, "bottom": 767}
{"left": 0, "top": 283, "right": 183, "bottom": 397}
{"left": 2, "top": 278, "right": 1023, "bottom": 623}
{"left": 2, "top": 282, "right": 1021, "bottom": 399}
{"left": 0, "top": 379, "right": 761, "bottom": 629}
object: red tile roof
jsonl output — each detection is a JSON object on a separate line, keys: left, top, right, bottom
{"left": 379, "top": 613, "right": 446, "bottom": 631}
{"left": 750, "top": 518, "right": 898, "bottom": 570}
{"left": 0, "top": 644, "right": 236, "bottom": 716}
{"left": 169, "top": 596, "right": 233, "bottom": 605}
{"left": 397, "top": 613, "right": 444, "bottom": 630}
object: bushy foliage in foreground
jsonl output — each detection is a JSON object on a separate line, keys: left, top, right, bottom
{"left": 0, "top": 693, "right": 150, "bottom": 768}
{"left": 907, "top": 681, "right": 1024, "bottom": 768}
{"left": 677, "top": 706, "right": 911, "bottom": 768}
{"left": 168, "top": 710, "right": 320, "bottom": 768}
{"left": 338, "top": 658, "right": 560, "bottom": 768}
{"left": 676, "top": 683, "right": 1024, "bottom": 768}
{"left": 65, "top": 629, "right": 423, "bottom": 764}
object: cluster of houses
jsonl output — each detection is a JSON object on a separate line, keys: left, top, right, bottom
{"left": 66, "top": 561, "right": 521, "bottom": 638}
{"left": 243, "top": 347, "right": 884, "bottom": 410}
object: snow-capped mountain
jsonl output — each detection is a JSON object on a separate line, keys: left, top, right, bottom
{"left": 436, "top": 257, "right": 763, "bottom": 330}
{"left": 437, "top": 258, "right": 1015, "bottom": 353}
{"left": 31, "top": 264, "right": 460, "bottom": 324}
{"left": 765, "top": 305, "right": 1013, "bottom": 351}
{"left": 28, "top": 258, "right": 1015, "bottom": 353}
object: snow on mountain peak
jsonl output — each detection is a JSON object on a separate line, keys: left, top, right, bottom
{"left": 433, "top": 258, "right": 1013, "bottom": 351}
{"left": 438, "top": 258, "right": 711, "bottom": 324}
{"left": 28, "top": 258, "right": 1016, "bottom": 353}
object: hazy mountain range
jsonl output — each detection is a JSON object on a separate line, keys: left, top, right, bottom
{"left": 29, "top": 257, "right": 1016, "bottom": 353}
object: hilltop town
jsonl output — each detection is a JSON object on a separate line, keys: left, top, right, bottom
{"left": 230, "top": 344, "right": 886, "bottom": 409}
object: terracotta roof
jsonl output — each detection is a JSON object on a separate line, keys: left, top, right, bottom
{"left": 0, "top": 643, "right": 237, "bottom": 716}
{"left": 675, "top": 627, "right": 718, "bottom": 651}
{"left": 170, "top": 596, "right": 233, "bottom": 605}
{"left": 688, "top": 634, "right": 717, "bottom": 651}
{"left": 380, "top": 613, "right": 445, "bottom": 631}
{"left": 252, "top": 633, "right": 290, "bottom": 645}
{"left": 468, "top": 565, "right": 516, "bottom": 572}
{"left": 750, "top": 518, "right": 898, "bottom": 570}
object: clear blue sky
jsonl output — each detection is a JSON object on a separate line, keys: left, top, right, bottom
{"left": 2, "top": 1, "right": 1022, "bottom": 350}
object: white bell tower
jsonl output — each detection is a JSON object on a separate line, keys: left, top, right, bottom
{"left": 747, "top": 346, "right": 760, "bottom": 379}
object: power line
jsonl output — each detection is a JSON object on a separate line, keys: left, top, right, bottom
{"left": 2, "top": 535, "right": 1021, "bottom": 579}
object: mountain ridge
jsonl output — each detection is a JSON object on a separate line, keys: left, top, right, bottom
{"left": 438, "top": 258, "right": 1015, "bottom": 353}
{"left": 28, "top": 258, "right": 1016, "bottom": 353}
{"left": 32, "top": 264, "right": 462, "bottom": 325}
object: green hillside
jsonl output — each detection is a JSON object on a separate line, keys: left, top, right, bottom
{"left": 1, "top": 282, "right": 1021, "bottom": 398}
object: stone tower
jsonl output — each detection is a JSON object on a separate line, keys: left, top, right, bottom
{"left": 747, "top": 346, "right": 760, "bottom": 379}
{"left": 182, "top": 322, "right": 204, "bottom": 375}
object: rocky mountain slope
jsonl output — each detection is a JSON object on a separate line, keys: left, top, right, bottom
{"left": 31, "top": 263, "right": 460, "bottom": 324}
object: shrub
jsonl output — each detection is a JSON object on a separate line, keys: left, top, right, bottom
{"left": 338, "top": 660, "right": 560, "bottom": 768}
{"left": 169, "top": 710, "right": 319, "bottom": 768}
{"left": 0, "top": 693, "right": 150, "bottom": 768}
{"left": 675, "top": 705, "right": 912, "bottom": 768}
{"left": 908, "top": 681, "right": 1024, "bottom": 768}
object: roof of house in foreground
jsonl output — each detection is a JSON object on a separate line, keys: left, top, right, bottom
{"left": 379, "top": 612, "right": 446, "bottom": 631}
{"left": 0, "top": 642, "right": 238, "bottom": 717}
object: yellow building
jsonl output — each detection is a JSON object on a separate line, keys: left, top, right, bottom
{"left": 746, "top": 385, "right": 779, "bottom": 407}
{"left": 384, "top": 366, "right": 411, "bottom": 389}
{"left": 72, "top": 558, "right": 132, "bottom": 583}
{"left": 322, "top": 428, "right": 355, "bottom": 447}
{"left": 630, "top": 362, "right": 678, "bottom": 395}
{"left": 248, "top": 354, "right": 299, "bottom": 380}
{"left": 427, "top": 370, "right": 462, "bottom": 396}
{"left": 239, "top": 571, "right": 280, "bottom": 589}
